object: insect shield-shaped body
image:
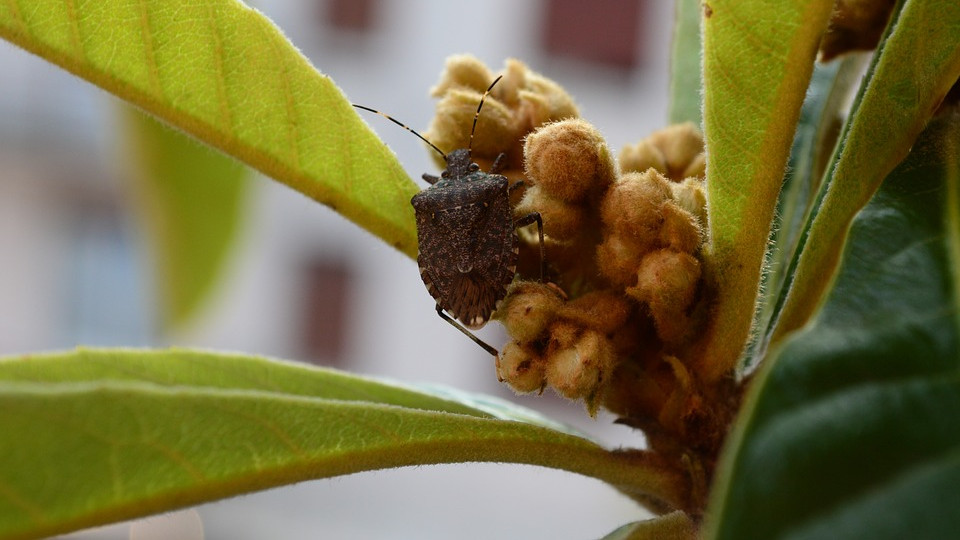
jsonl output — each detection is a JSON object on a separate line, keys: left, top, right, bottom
{"left": 414, "top": 149, "right": 517, "bottom": 325}
{"left": 355, "top": 76, "right": 543, "bottom": 357}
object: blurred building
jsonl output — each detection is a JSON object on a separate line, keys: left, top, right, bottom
{"left": 0, "top": 1, "right": 677, "bottom": 538}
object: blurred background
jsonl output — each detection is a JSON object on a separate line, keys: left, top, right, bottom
{"left": 0, "top": 0, "right": 676, "bottom": 538}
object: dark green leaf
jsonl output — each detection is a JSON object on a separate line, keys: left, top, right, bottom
{"left": 707, "top": 113, "right": 960, "bottom": 539}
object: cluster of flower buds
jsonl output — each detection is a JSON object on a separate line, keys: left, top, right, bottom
{"left": 494, "top": 117, "right": 708, "bottom": 417}
{"left": 423, "top": 55, "right": 579, "bottom": 182}
{"left": 426, "top": 57, "right": 710, "bottom": 428}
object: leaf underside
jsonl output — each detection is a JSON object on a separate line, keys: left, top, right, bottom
{"left": 708, "top": 113, "right": 960, "bottom": 539}
{"left": 0, "top": 0, "right": 420, "bottom": 257}
{"left": 123, "top": 107, "right": 250, "bottom": 329}
{"left": 0, "top": 349, "right": 683, "bottom": 539}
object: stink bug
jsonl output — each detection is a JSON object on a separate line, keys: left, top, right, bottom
{"left": 354, "top": 76, "right": 544, "bottom": 356}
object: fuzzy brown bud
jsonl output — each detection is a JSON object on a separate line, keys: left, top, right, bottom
{"left": 524, "top": 119, "right": 616, "bottom": 203}
{"left": 430, "top": 55, "right": 495, "bottom": 97}
{"left": 596, "top": 234, "right": 645, "bottom": 287}
{"left": 516, "top": 185, "right": 588, "bottom": 243}
{"left": 681, "top": 152, "right": 706, "bottom": 179}
{"left": 557, "top": 291, "right": 634, "bottom": 336}
{"left": 545, "top": 321, "right": 616, "bottom": 415}
{"left": 495, "top": 281, "right": 565, "bottom": 343}
{"left": 619, "top": 140, "right": 668, "bottom": 175}
{"left": 659, "top": 201, "right": 702, "bottom": 254}
{"left": 496, "top": 341, "right": 546, "bottom": 394}
{"left": 627, "top": 250, "right": 702, "bottom": 344}
{"left": 601, "top": 170, "right": 672, "bottom": 239}
{"left": 670, "top": 178, "right": 708, "bottom": 227}
{"left": 425, "top": 89, "right": 516, "bottom": 164}
{"left": 646, "top": 123, "right": 705, "bottom": 181}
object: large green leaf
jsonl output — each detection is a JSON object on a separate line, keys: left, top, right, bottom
{"left": 668, "top": 0, "right": 703, "bottom": 127}
{"left": 753, "top": 57, "right": 863, "bottom": 357}
{"left": 706, "top": 112, "right": 960, "bottom": 539}
{"left": 695, "top": 0, "right": 835, "bottom": 381}
{"left": 0, "top": 349, "right": 686, "bottom": 539}
{"left": 771, "top": 0, "right": 960, "bottom": 341}
{"left": 0, "top": 0, "right": 419, "bottom": 257}
{"left": 123, "top": 107, "right": 249, "bottom": 328}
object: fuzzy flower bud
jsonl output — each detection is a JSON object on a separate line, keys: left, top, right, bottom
{"left": 681, "top": 152, "right": 706, "bottom": 179}
{"left": 596, "top": 234, "right": 646, "bottom": 287}
{"left": 645, "top": 123, "right": 705, "bottom": 181}
{"left": 545, "top": 321, "right": 616, "bottom": 415}
{"left": 426, "top": 55, "right": 580, "bottom": 176}
{"left": 496, "top": 341, "right": 546, "bottom": 393}
{"left": 516, "top": 185, "right": 588, "bottom": 243}
{"left": 557, "top": 291, "right": 634, "bottom": 336}
{"left": 524, "top": 119, "right": 617, "bottom": 203}
{"left": 619, "top": 140, "right": 668, "bottom": 176}
{"left": 659, "top": 201, "right": 703, "bottom": 254}
{"left": 425, "top": 88, "right": 517, "bottom": 165}
{"left": 600, "top": 170, "right": 672, "bottom": 240}
{"left": 626, "top": 250, "right": 702, "bottom": 344}
{"left": 430, "top": 54, "right": 495, "bottom": 96}
{"left": 495, "top": 281, "right": 565, "bottom": 343}
{"left": 670, "top": 178, "right": 708, "bottom": 227}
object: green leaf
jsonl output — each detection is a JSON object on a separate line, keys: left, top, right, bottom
{"left": 668, "top": 0, "right": 703, "bottom": 127}
{"left": 695, "top": 0, "right": 835, "bottom": 381}
{"left": 706, "top": 113, "right": 960, "bottom": 539}
{"left": 0, "top": 0, "right": 419, "bottom": 258}
{"left": 123, "top": 107, "right": 249, "bottom": 328}
{"left": 0, "top": 349, "right": 687, "bottom": 539}
{"left": 600, "top": 511, "right": 696, "bottom": 540}
{"left": 771, "top": 0, "right": 960, "bottom": 341}
{"left": 754, "top": 57, "right": 863, "bottom": 355}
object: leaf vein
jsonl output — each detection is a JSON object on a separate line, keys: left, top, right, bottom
{"left": 137, "top": 0, "right": 163, "bottom": 98}
{"left": 204, "top": 2, "right": 232, "bottom": 133}
{"left": 265, "top": 27, "right": 300, "bottom": 168}
{"left": 0, "top": 478, "right": 47, "bottom": 526}
{"left": 4, "top": 0, "right": 25, "bottom": 35}
{"left": 63, "top": 0, "right": 83, "bottom": 62}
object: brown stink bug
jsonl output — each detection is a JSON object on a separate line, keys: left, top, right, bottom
{"left": 354, "top": 76, "right": 544, "bottom": 356}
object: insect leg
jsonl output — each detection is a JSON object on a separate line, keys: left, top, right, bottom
{"left": 508, "top": 179, "right": 525, "bottom": 193}
{"left": 422, "top": 173, "right": 440, "bottom": 185}
{"left": 435, "top": 305, "right": 499, "bottom": 356}
{"left": 514, "top": 212, "right": 545, "bottom": 282}
{"left": 490, "top": 152, "right": 507, "bottom": 174}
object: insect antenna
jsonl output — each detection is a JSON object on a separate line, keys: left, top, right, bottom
{"left": 352, "top": 104, "right": 447, "bottom": 160}
{"left": 467, "top": 75, "right": 504, "bottom": 159}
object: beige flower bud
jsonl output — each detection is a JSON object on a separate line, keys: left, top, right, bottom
{"left": 424, "top": 89, "right": 517, "bottom": 165}
{"left": 516, "top": 185, "right": 588, "bottom": 243}
{"left": 558, "top": 290, "right": 634, "bottom": 336}
{"left": 659, "top": 201, "right": 703, "bottom": 254}
{"left": 545, "top": 322, "right": 616, "bottom": 415}
{"left": 619, "top": 140, "right": 668, "bottom": 175}
{"left": 670, "top": 177, "right": 708, "bottom": 228}
{"left": 600, "top": 169, "right": 672, "bottom": 238}
{"left": 496, "top": 341, "right": 546, "bottom": 394}
{"left": 430, "top": 54, "right": 495, "bottom": 97}
{"left": 646, "top": 123, "right": 705, "bottom": 181}
{"left": 627, "top": 250, "right": 702, "bottom": 344}
{"left": 494, "top": 281, "right": 565, "bottom": 343}
{"left": 524, "top": 119, "right": 616, "bottom": 203}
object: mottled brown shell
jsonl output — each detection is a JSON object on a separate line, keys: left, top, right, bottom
{"left": 412, "top": 166, "right": 518, "bottom": 329}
